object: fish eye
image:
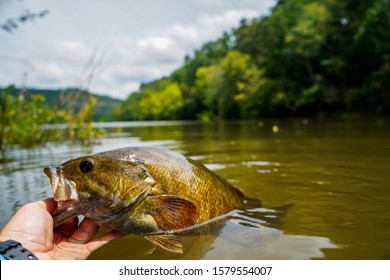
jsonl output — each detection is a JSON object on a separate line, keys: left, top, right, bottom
{"left": 139, "top": 169, "right": 148, "bottom": 180}
{"left": 80, "top": 159, "right": 94, "bottom": 173}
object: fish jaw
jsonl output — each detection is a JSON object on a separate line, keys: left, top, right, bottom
{"left": 44, "top": 166, "right": 81, "bottom": 227}
{"left": 44, "top": 166, "right": 77, "bottom": 201}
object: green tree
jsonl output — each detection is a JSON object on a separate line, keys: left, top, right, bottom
{"left": 111, "top": 91, "right": 143, "bottom": 120}
{"left": 193, "top": 64, "right": 224, "bottom": 119}
{"left": 345, "top": 0, "right": 390, "bottom": 112}
{"left": 139, "top": 79, "right": 183, "bottom": 120}
{"left": 285, "top": 2, "right": 332, "bottom": 77}
{"left": 193, "top": 50, "right": 268, "bottom": 119}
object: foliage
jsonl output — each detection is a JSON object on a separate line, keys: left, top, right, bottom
{"left": 139, "top": 80, "right": 183, "bottom": 120}
{"left": 113, "top": 79, "right": 183, "bottom": 120}
{"left": 66, "top": 97, "right": 105, "bottom": 144}
{"left": 193, "top": 50, "right": 265, "bottom": 119}
{"left": 114, "top": 0, "right": 389, "bottom": 120}
{"left": 0, "top": 86, "right": 61, "bottom": 148}
{"left": 0, "top": 86, "right": 104, "bottom": 149}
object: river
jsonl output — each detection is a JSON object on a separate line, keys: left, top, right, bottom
{"left": 0, "top": 118, "right": 389, "bottom": 259}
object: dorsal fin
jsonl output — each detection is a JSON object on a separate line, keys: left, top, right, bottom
{"left": 149, "top": 195, "right": 198, "bottom": 230}
{"left": 144, "top": 234, "right": 183, "bottom": 254}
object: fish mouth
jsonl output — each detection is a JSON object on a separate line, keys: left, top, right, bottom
{"left": 44, "top": 166, "right": 80, "bottom": 227}
{"left": 44, "top": 167, "right": 75, "bottom": 201}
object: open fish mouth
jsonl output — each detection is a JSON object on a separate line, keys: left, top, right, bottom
{"left": 44, "top": 167, "right": 75, "bottom": 201}
{"left": 44, "top": 166, "right": 80, "bottom": 227}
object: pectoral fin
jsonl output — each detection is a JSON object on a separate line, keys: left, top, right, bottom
{"left": 149, "top": 195, "right": 197, "bottom": 230}
{"left": 144, "top": 234, "right": 183, "bottom": 254}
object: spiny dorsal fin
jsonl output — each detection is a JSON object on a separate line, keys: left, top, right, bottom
{"left": 149, "top": 195, "right": 198, "bottom": 230}
{"left": 144, "top": 234, "right": 183, "bottom": 254}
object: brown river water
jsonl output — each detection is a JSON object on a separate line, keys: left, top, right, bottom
{"left": 1, "top": 118, "right": 389, "bottom": 259}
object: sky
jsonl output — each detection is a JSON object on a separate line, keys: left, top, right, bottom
{"left": 0, "top": 0, "right": 274, "bottom": 100}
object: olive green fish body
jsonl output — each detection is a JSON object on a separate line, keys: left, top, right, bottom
{"left": 44, "top": 146, "right": 251, "bottom": 253}
{"left": 122, "top": 147, "right": 245, "bottom": 223}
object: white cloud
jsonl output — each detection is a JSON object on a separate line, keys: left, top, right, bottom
{"left": 37, "top": 62, "right": 64, "bottom": 78}
{"left": 0, "top": 48, "right": 25, "bottom": 60}
{"left": 198, "top": 9, "right": 258, "bottom": 30}
{"left": 31, "top": 61, "right": 66, "bottom": 86}
{"left": 138, "top": 36, "right": 173, "bottom": 51}
{"left": 55, "top": 40, "right": 93, "bottom": 62}
{"left": 91, "top": 79, "right": 139, "bottom": 98}
{"left": 158, "top": 9, "right": 260, "bottom": 58}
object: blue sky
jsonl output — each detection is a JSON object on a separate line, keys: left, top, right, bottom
{"left": 0, "top": 0, "right": 274, "bottom": 99}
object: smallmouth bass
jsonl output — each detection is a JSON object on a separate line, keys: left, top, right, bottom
{"left": 44, "top": 146, "right": 259, "bottom": 253}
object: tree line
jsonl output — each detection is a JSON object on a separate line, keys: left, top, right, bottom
{"left": 113, "top": 0, "right": 389, "bottom": 121}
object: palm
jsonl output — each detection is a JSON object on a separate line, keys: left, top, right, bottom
{"left": 0, "top": 198, "right": 120, "bottom": 260}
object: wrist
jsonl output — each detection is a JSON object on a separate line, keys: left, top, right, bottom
{"left": 0, "top": 239, "right": 39, "bottom": 260}
{"left": 0, "top": 232, "right": 7, "bottom": 242}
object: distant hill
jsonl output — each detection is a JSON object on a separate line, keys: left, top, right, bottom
{"left": 2, "top": 87, "right": 121, "bottom": 121}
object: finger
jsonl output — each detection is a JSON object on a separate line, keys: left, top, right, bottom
{"left": 41, "top": 197, "right": 58, "bottom": 213}
{"left": 86, "top": 231, "right": 123, "bottom": 253}
{"left": 56, "top": 217, "right": 79, "bottom": 237}
{"left": 68, "top": 218, "right": 99, "bottom": 244}
{"left": 21, "top": 198, "right": 57, "bottom": 214}
{"left": 67, "top": 237, "right": 88, "bottom": 244}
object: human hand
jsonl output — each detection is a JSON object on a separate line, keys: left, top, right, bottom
{"left": 0, "top": 198, "right": 122, "bottom": 260}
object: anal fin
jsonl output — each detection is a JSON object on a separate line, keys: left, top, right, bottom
{"left": 144, "top": 234, "right": 183, "bottom": 254}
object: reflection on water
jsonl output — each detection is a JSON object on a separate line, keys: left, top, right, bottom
{"left": 90, "top": 207, "right": 337, "bottom": 260}
{"left": 1, "top": 118, "right": 390, "bottom": 259}
{"left": 205, "top": 208, "right": 337, "bottom": 260}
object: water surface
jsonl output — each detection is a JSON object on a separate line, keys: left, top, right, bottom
{"left": 1, "top": 118, "right": 389, "bottom": 259}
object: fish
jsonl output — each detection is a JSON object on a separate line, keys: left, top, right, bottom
{"left": 44, "top": 146, "right": 260, "bottom": 253}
